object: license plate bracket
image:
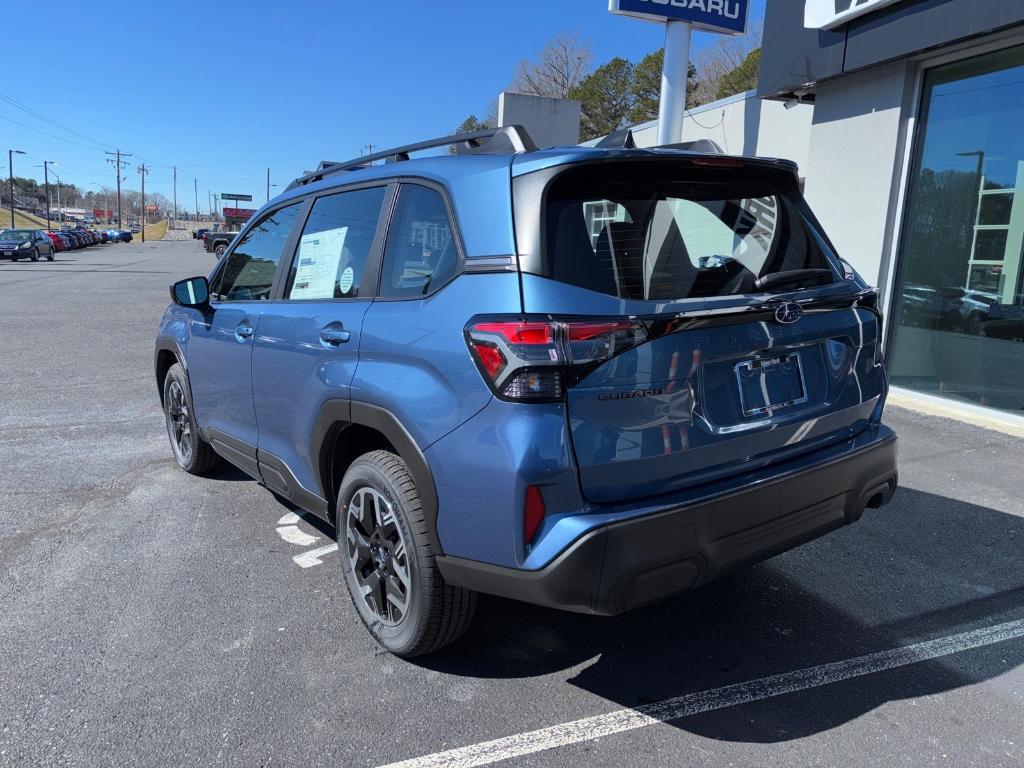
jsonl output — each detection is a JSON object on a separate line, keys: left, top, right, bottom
{"left": 735, "top": 353, "right": 808, "bottom": 417}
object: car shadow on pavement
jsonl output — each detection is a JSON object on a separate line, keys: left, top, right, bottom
{"left": 205, "top": 462, "right": 255, "bottom": 483}
{"left": 419, "top": 488, "right": 1024, "bottom": 742}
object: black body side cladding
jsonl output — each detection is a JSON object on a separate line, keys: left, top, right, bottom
{"left": 310, "top": 400, "right": 441, "bottom": 551}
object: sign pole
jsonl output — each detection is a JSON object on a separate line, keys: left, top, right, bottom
{"left": 657, "top": 19, "right": 692, "bottom": 146}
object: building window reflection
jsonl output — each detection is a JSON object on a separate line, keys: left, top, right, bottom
{"left": 889, "top": 45, "right": 1024, "bottom": 413}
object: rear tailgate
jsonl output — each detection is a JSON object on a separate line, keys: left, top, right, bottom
{"left": 563, "top": 299, "right": 883, "bottom": 503}
{"left": 513, "top": 154, "right": 886, "bottom": 504}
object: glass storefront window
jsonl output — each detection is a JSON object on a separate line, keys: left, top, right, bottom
{"left": 888, "top": 45, "right": 1024, "bottom": 414}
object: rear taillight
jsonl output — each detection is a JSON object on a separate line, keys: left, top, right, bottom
{"left": 465, "top": 316, "right": 648, "bottom": 402}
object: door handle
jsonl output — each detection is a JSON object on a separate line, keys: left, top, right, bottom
{"left": 235, "top": 324, "right": 255, "bottom": 343}
{"left": 319, "top": 326, "right": 351, "bottom": 347}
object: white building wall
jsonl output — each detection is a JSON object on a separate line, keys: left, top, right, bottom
{"left": 801, "top": 61, "right": 915, "bottom": 288}
{"left": 498, "top": 92, "right": 582, "bottom": 149}
{"left": 629, "top": 91, "right": 814, "bottom": 173}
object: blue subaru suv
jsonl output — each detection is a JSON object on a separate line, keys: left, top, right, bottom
{"left": 155, "top": 126, "right": 897, "bottom": 656}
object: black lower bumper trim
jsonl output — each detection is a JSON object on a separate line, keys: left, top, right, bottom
{"left": 437, "top": 432, "right": 897, "bottom": 616}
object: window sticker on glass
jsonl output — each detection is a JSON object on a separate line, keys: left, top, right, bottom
{"left": 291, "top": 226, "right": 348, "bottom": 299}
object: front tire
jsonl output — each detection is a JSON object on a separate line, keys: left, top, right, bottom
{"left": 337, "top": 450, "right": 476, "bottom": 657}
{"left": 29, "top": 248, "right": 39, "bottom": 262}
{"left": 162, "top": 363, "right": 219, "bottom": 474}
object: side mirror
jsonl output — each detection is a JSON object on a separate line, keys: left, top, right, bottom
{"left": 170, "top": 276, "right": 210, "bottom": 308}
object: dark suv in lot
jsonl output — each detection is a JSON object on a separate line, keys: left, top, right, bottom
{"left": 155, "top": 127, "right": 897, "bottom": 656}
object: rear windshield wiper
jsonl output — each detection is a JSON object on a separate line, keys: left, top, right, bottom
{"left": 754, "top": 269, "right": 834, "bottom": 293}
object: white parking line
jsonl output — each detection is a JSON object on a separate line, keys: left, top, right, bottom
{"left": 276, "top": 525, "right": 320, "bottom": 547}
{"left": 293, "top": 543, "right": 339, "bottom": 569}
{"left": 377, "top": 618, "right": 1024, "bottom": 768}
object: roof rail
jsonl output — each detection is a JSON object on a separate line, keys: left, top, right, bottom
{"left": 286, "top": 125, "right": 538, "bottom": 190}
{"left": 656, "top": 138, "right": 724, "bottom": 154}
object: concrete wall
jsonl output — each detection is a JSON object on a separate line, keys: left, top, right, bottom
{"left": 801, "top": 61, "right": 915, "bottom": 290}
{"left": 629, "top": 91, "right": 815, "bottom": 173}
{"left": 498, "top": 92, "right": 581, "bottom": 149}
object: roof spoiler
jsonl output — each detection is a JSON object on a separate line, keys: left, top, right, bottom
{"left": 287, "top": 125, "right": 538, "bottom": 190}
{"left": 656, "top": 138, "right": 725, "bottom": 154}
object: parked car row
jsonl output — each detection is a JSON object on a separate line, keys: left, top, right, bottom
{"left": 898, "top": 282, "right": 1024, "bottom": 340}
{"left": 0, "top": 227, "right": 136, "bottom": 260}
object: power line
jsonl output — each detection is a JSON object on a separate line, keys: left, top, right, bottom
{"left": 0, "top": 90, "right": 113, "bottom": 150}
{"left": 0, "top": 113, "right": 113, "bottom": 152}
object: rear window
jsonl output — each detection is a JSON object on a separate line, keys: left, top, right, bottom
{"left": 543, "top": 164, "right": 838, "bottom": 300}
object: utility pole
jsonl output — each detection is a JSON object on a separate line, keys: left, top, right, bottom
{"left": 105, "top": 149, "right": 131, "bottom": 228}
{"left": 42, "top": 161, "right": 53, "bottom": 231}
{"left": 193, "top": 178, "right": 199, "bottom": 222}
{"left": 172, "top": 165, "right": 178, "bottom": 228}
{"left": 266, "top": 167, "right": 270, "bottom": 202}
{"left": 365, "top": 143, "right": 376, "bottom": 155}
{"left": 8, "top": 148, "right": 25, "bottom": 228}
{"left": 138, "top": 164, "right": 149, "bottom": 242}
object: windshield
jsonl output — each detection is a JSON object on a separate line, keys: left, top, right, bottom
{"left": 543, "top": 164, "right": 839, "bottom": 301}
{"left": 2, "top": 230, "right": 34, "bottom": 242}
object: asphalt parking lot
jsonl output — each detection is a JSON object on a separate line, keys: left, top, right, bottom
{"left": 1, "top": 239, "right": 1022, "bottom": 767}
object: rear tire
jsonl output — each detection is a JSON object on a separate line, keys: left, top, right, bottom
{"left": 162, "top": 363, "right": 219, "bottom": 475}
{"left": 337, "top": 450, "right": 476, "bottom": 657}
{"left": 46, "top": 251, "right": 54, "bottom": 261}
{"left": 214, "top": 243, "right": 227, "bottom": 257}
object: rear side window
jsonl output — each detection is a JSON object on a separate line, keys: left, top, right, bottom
{"left": 213, "top": 203, "right": 302, "bottom": 301}
{"left": 544, "top": 164, "right": 838, "bottom": 300}
{"left": 379, "top": 184, "right": 459, "bottom": 298}
{"left": 285, "top": 186, "right": 386, "bottom": 300}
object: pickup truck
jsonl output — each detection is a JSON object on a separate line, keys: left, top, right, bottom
{"left": 202, "top": 230, "right": 239, "bottom": 257}
{"left": 191, "top": 227, "right": 210, "bottom": 241}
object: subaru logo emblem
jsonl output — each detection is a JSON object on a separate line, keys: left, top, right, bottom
{"left": 774, "top": 302, "right": 803, "bottom": 324}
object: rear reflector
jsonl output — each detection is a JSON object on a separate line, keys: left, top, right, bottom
{"left": 524, "top": 485, "right": 545, "bottom": 545}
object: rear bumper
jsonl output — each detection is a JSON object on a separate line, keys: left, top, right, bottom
{"left": 437, "top": 429, "right": 897, "bottom": 615}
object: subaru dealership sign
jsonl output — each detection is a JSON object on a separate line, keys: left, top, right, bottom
{"left": 609, "top": 0, "right": 749, "bottom": 35}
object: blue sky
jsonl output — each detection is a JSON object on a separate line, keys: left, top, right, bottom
{"left": 4, "top": 0, "right": 764, "bottom": 215}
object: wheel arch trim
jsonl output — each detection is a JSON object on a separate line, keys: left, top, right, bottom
{"left": 312, "top": 400, "right": 442, "bottom": 553}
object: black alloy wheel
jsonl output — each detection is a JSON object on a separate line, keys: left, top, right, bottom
{"left": 162, "top": 363, "right": 219, "bottom": 475}
{"left": 346, "top": 485, "right": 413, "bottom": 626}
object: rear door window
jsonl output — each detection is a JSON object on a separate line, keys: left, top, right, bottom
{"left": 545, "top": 164, "right": 837, "bottom": 300}
{"left": 284, "top": 186, "right": 386, "bottom": 300}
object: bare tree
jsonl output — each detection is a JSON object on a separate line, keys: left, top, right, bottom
{"left": 689, "top": 22, "right": 762, "bottom": 106}
{"left": 512, "top": 33, "right": 592, "bottom": 98}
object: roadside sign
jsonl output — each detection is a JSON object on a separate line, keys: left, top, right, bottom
{"left": 223, "top": 207, "right": 256, "bottom": 219}
{"left": 221, "top": 193, "right": 253, "bottom": 202}
{"left": 609, "top": 0, "right": 749, "bottom": 35}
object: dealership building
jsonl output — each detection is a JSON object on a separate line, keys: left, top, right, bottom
{"left": 614, "top": 0, "right": 1024, "bottom": 427}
